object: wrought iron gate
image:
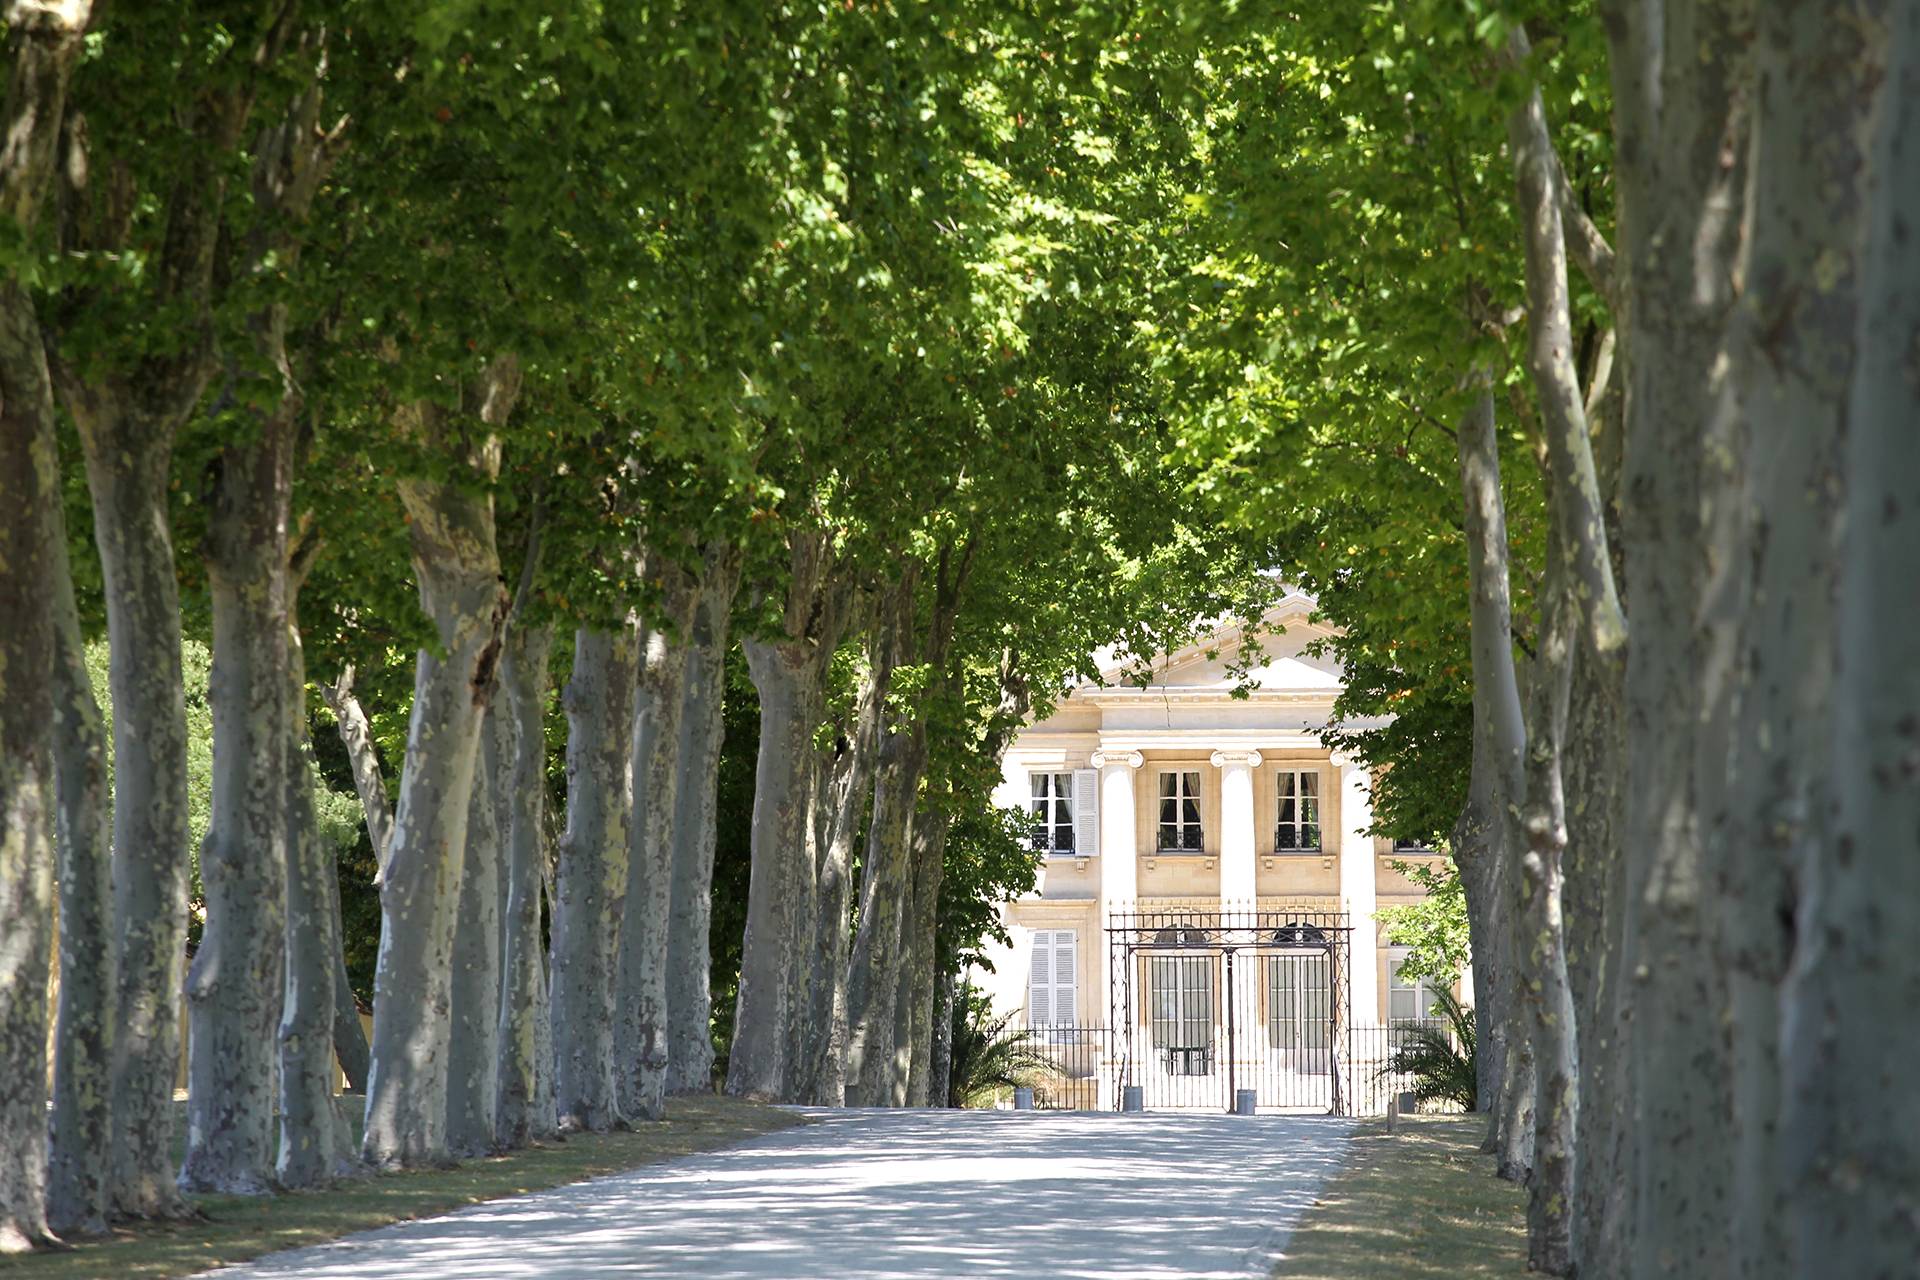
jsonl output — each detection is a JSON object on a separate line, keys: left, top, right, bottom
{"left": 1108, "top": 909, "right": 1352, "bottom": 1114}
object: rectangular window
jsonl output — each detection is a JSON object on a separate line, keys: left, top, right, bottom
{"left": 1392, "top": 838, "right": 1433, "bottom": 852}
{"left": 1029, "top": 773, "right": 1075, "bottom": 854}
{"left": 1274, "top": 770, "right": 1322, "bottom": 851}
{"left": 1157, "top": 770, "right": 1204, "bottom": 851}
{"left": 1027, "top": 929, "right": 1077, "bottom": 1028}
{"left": 1388, "top": 947, "right": 1439, "bottom": 1027}
{"left": 1148, "top": 954, "right": 1214, "bottom": 1075}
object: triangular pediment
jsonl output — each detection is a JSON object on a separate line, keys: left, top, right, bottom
{"left": 1093, "top": 591, "right": 1342, "bottom": 696}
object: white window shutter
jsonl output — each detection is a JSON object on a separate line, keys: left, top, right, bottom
{"left": 1054, "top": 933, "right": 1077, "bottom": 1026}
{"left": 1072, "top": 767, "right": 1099, "bottom": 855}
{"left": 1028, "top": 931, "right": 1052, "bottom": 1026}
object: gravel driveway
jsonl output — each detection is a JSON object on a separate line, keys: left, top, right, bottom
{"left": 208, "top": 1108, "right": 1353, "bottom": 1279}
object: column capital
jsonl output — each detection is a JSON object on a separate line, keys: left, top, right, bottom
{"left": 1329, "top": 750, "right": 1366, "bottom": 775}
{"left": 1090, "top": 749, "right": 1143, "bottom": 769}
{"left": 1208, "top": 749, "right": 1264, "bottom": 768}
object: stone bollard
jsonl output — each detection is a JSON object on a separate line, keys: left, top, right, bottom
{"left": 1121, "top": 1085, "right": 1144, "bottom": 1112}
{"left": 1013, "top": 1086, "right": 1035, "bottom": 1110}
{"left": 1234, "top": 1089, "right": 1257, "bottom": 1116}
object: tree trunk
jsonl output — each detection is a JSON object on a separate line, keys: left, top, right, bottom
{"left": 68, "top": 397, "right": 196, "bottom": 1218}
{"left": 930, "top": 970, "right": 955, "bottom": 1109}
{"left": 550, "top": 625, "right": 637, "bottom": 1131}
{"left": 1784, "top": 101, "right": 1920, "bottom": 1265}
{"left": 616, "top": 601, "right": 693, "bottom": 1122}
{"left": 322, "top": 669, "right": 393, "bottom": 875}
{"left": 0, "top": 249, "right": 68, "bottom": 1258}
{"left": 1451, "top": 777, "right": 1503, "bottom": 1129}
{"left": 495, "top": 624, "right": 554, "bottom": 1145}
{"left": 3, "top": 10, "right": 95, "bottom": 1249}
{"left": 1564, "top": 636, "right": 1628, "bottom": 1277}
{"left": 319, "top": 672, "right": 377, "bottom": 1090}
{"left": 1744, "top": 11, "right": 1913, "bottom": 1272}
{"left": 845, "top": 722, "right": 929, "bottom": 1106}
{"left": 445, "top": 709, "right": 502, "bottom": 1156}
{"left": 1602, "top": 1, "right": 1752, "bottom": 1267}
{"left": 180, "top": 407, "right": 295, "bottom": 1197}
{"left": 46, "top": 458, "right": 112, "bottom": 1235}
{"left": 780, "top": 746, "right": 827, "bottom": 1106}
{"left": 726, "top": 639, "right": 823, "bottom": 1099}
{"left": 1454, "top": 372, "right": 1532, "bottom": 1178}
{"left": 361, "top": 374, "right": 517, "bottom": 1170}
{"left": 665, "top": 567, "right": 737, "bottom": 1095}
{"left": 903, "top": 809, "right": 950, "bottom": 1108}
{"left": 803, "top": 643, "right": 889, "bottom": 1106}
{"left": 1516, "top": 544, "right": 1577, "bottom": 1275}
{"left": 332, "top": 949, "right": 369, "bottom": 1094}
{"left": 277, "top": 575, "right": 358, "bottom": 1189}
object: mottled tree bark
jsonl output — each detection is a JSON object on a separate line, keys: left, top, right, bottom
{"left": 0, "top": 303, "right": 59, "bottom": 1249}
{"left": 278, "top": 557, "right": 359, "bottom": 1188}
{"left": 665, "top": 562, "right": 738, "bottom": 1095}
{"left": 1516, "top": 547, "right": 1577, "bottom": 1275}
{"left": 445, "top": 709, "right": 502, "bottom": 1156}
{"left": 362, "top": 367, "right": 518, "bottom": 1170}
{"left": 1564, "top": 635, "right": 1627, "bottom": 1277}
{"left": 182, "top": 55, "right": 343, "bottom": 1194}
{"left": 318, "top": 678, "right": 378, "bottom": 1090}
{"left": 846, "top": 551, "right": 966, "bottom": 1109}
{"left": 495, "top": 624, "right": 554, "bottom": 1145}
{"left": 1454, "top": 376, "right": 1531, "bottom": 1178}
{"left": 727, "top": 532, "right": 851, "bottom": 1101}
{"left": 1452, "top": 772, "right": 1503, "bottom": 1131}
{"left": 318, "top": 667, "right": 379, "bottom": 1091}
{"left": 0, "top": 4, "right": 83, "bottom": 1236}
{"left": 728, "top": 639, "right": 825, "bottom": 1099}
{"left": 802, "top": 639, "right": 888, "bottom": 1106}
{"left": 845, "top": 719, "right": 929, "bottom": 1106}
{"left": 1784, "top": 73, "right": 1920, "bottom": 1262}
{"left": 550, "top": 626, "right": 636, "bottom": 1131}
{"left": 616, "top": 586, "right": 694, "bottom": 1123}
{"left": 321, "top": 667, "right": 393, "bottom": 876}
{"left": 930, "top": 971, "right": 955, "bottom": 1109}
{"left": 46, "top": 452, "right": 112, "bottom": 1235}
{"left": 1601, "top": 1, "right": 1753, "bottom": 1270}
{"left": 180, "top": 384, "right": 295, "bottom": 1197}
{"left": 1743, "top": 9, "right": 1916, "bottom": 1273}
{"left": 902, "top": 809, "right": 951, "bottom": 1108}
{"left": 68, "top": 386, "right": 198, "bottom": 1224}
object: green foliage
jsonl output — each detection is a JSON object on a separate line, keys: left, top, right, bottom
{"left": 1378, "top": 986, "right": 1478, "bottom": 1112}
{"left": 1377, "top": 858, "right": 1472, "bottom": 989}
{"left": 937, "top": 803, "right": 1040, "bottom": 976}
{"left": 944, "top": 983, "right": 1054, "bottom": 1109}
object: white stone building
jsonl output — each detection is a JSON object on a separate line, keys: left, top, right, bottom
{"left": 974, "top": 593, "right": 1451, "bottom": 1113}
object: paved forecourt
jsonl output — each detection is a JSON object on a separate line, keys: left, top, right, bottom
{"left": 208, "top": 1107, "right": 1353, "bottom": 1280}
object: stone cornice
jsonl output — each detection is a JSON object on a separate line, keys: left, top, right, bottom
{"left": 1076, "top": 686, "right": 1338, "bottom": 707}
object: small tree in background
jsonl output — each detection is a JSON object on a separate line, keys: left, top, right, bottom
{"left": 944, "top": 984, "right": 1051, "bottom": 1109}
{"left": 1380, "top": 986, "right": 1477, "bottom": 1113}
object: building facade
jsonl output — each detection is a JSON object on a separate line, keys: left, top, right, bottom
{"left": 974, "top": 594, "right": 1451, "bottom": 1113}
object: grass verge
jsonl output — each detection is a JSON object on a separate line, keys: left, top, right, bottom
{"left": 4, "top": 1095, "right": 807, "bottom": 1280}
{"left": 1273, "top": 1113, "right": 1531, "bottom": 1279}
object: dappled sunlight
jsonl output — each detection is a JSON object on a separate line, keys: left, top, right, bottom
{"left": 209, "top": 1109, "right": 1353, "bottom": 1279}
